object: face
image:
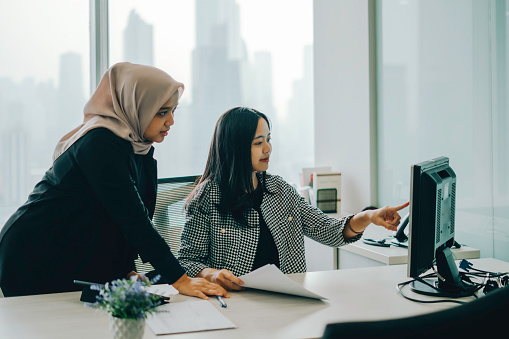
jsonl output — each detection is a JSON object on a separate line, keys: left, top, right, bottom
{"left": 251, "top": 118, "right": 272, "bottom": 173}
{"left": 143, "top": 94, "right": 178, "bottom": 143}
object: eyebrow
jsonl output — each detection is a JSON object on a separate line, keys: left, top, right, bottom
{"left": 158, "top": 107, "right": 171, "bottom": 110}
{"left": 253, "top": 133, "right": 271, "bottom": 140}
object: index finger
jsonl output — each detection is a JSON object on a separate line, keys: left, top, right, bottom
{"left": 391, "top": 201, "right": 409, "bottom": 212}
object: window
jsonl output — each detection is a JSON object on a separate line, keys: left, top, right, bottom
{"left": 377, "top": 0, "right": 509, "bottom": 259}
{"left": 109, "top": 0, "right": 314, "bottom": 184}
{"left": 0, "top": 1, "right": 90, "bottom": 225}
{"left": 1, "top": 0, "right": 314, "bottom": 227}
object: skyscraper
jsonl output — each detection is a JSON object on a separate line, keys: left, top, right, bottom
{"left": 190, "top": 0, "right": 247, "bottom": 169}
{"left": 123, "top": 10, "right": 154, "bottom": 65}
{"left": 0, "top": 72, "right": 59, "bottom": 225}
{"left": 0, "top": 85, "right": 28, "bottom": 222}
{"left": 242, "top": 51, "right": 274, "bottom": 115}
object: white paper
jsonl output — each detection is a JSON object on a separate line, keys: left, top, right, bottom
{"left": 145, "top": 284, "right": 179, "bottom": 298}
{"left": 239, "top": 264, "right": 326, "bottom": 299}
{"left": 147, "top": 300, "right": 236, "bottom": 335}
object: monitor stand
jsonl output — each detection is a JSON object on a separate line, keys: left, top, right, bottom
{"left": 410, "top": 247, "right": 476, "bottom": 298}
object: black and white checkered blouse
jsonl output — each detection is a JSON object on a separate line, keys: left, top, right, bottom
{"left": 178, "top": 173, "right": 361, "bottom": 277}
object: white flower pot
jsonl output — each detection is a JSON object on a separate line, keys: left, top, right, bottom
{"left": 109, "top": 315, "right": 145, "bottom": 339}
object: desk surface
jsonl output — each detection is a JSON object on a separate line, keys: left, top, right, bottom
{"left": 1, "top": 258, "right": 507, "bottom": 339}
{"left": 340, "top": 226, "right": 480, "bottom": 265}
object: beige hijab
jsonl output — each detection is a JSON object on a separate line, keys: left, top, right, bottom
{"left": 52, "top": 62, "right": 184, "bottom": 161}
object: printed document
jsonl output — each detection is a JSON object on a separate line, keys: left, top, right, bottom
{"left": 147, "top": 300, "right": 236, "bottom": 335}
{"left": 239, "top": 264, "right": 326, "bottom": 299}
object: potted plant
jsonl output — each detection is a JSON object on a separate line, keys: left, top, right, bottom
{"left": 86, "top": 276, "right": 164, "bottom": 339}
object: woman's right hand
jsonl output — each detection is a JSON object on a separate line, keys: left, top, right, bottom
{"left": 198, "top": 268, "right": 244, "bottom": 291}
{"left": 172, "top": 274, "right": 229, "bottom": 300}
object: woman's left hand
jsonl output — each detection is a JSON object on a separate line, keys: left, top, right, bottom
{"left": 369, "top": 202, "right": 409, "bottom": 231}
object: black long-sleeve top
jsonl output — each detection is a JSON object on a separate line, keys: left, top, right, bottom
{"left": 249, "top": 185, "right": 280, "bottom": 271}
{"left": 0, "top": 128, "right": 184, "bottom": 297}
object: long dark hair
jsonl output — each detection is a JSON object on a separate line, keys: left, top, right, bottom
{"left": 187, "top": 107, "right": 271, "bottom": 218}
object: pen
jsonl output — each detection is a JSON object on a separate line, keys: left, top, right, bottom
{"left": 73, "top": 280, "right": 105, "bottom": 288}
{"left": 216, "top": 295, "right": 227, "bottom": 308}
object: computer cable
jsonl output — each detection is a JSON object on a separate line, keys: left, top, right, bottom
{"left": 398, "top": 260, "right": 508, "bottom": 304}
{"left": 430, "top": 266, "right": 482, "bottom": 297}
{"left": 461, "top": 269, "right": 508, "bottom": 280}
{"left": 390, "top": 239, "right": 408, "bottom": 248}
{"left": 362, "top": 237, "right": 391, "bottom": 247}
{"left": 458, "top": 259, "right": 509, "bottom": 293}
{"left": 459, "top": 260, "right": 508, "bottom": 278}
{"left": 422, "top": 259, "right": 509, "bottom": 297}
{"left": 397, "top": 261, "right": 484, "bottom": 304}
{"left": 396, "top": 272, "right": 473, "bottom": 305}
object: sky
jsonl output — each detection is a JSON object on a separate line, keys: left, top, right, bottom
{"left": 0, "top": 1, "right": 90, "bottom": 86}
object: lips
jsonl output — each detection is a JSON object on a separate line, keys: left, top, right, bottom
{"left": 161, "top": 130, "right": 169, "bottom": 136}
{"left": 261, "top": 158, "right": 269, "bottom": 162}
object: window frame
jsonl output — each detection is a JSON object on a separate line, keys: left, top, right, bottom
{"left": 90, "top": 0, "right": 109, "bottom": 90}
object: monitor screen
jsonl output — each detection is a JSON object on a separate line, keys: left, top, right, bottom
{"left": 407, "top": 157, "right": 475, "bottom": 297}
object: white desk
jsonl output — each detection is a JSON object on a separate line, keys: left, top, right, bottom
{"left": 338, "top": 226, "right": 480, "bottom": 269}
{"left": 1, "top": 258, "right": 506, "bottom": 339}
{"left": 305, "top": 214, "right": 480, "bottom": 271}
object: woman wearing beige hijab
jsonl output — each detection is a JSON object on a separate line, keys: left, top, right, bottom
{"left": 0, "top": 62, "right": 228, "bottom": 299}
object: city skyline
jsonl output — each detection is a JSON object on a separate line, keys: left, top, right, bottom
{"left": 0, "top": 0, "right": 314, "bottom": 225}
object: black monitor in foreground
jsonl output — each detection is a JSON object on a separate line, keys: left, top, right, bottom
{"left": 407, "top": 157, "right": 474, "bottom": 297}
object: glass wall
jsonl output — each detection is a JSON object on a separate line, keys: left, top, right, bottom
{"left": 108, "top": 0, "right": 314, "bottom": 184}
{"left": 0, "top": 1, "right": 90, "bottom": 226}
{"left": 376, "top": 0, "right": 509, "bottom": 261}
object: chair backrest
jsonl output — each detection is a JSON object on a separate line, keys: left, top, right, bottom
{"left": 135, "top": 175, "right": 200, "bottom": 274}
{"left": 321, "top": 284, "right": 509, "bottom": 339}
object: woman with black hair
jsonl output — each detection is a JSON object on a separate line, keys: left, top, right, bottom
{"left": 178, "top": 107, "right": 409, "bottom": 291}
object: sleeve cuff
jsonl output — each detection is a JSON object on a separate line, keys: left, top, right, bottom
{"left": 179, "top": 261, "right": 208, "bottom": 278}
{"left": 149, "top": 252, "right": 186, "bottom": 285}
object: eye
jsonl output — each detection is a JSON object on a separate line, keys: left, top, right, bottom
{"left": 168, "top": 106, "right": 178, "bottom": 117}
{"left": 158, "top": 110, "right": 169, "bottom": 117}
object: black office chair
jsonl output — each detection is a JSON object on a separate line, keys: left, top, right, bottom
{"left": 134, "top": 175, "right": 200, "bottom": 274}
{"left": 321, "top": 285, "right": 509, "bottom": 339}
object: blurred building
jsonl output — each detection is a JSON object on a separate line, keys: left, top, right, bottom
{"left": 124, "top": 9, "right": 154, "bottom": 65}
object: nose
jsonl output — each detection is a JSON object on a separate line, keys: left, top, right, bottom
{"left": 165, "top": 113, "right": 174, "bottom": 127}
{"left": 263, "top": 141, "right": 271, "bottom": 155}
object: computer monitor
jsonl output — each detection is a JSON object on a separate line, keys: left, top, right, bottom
{"left": 407, "top": 157, "right": 474, "bottom": 297}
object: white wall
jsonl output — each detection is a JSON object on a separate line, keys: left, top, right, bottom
{"left": 305, "top": 0, "right": 373, "bottom": 272}
{"left": 314, "top": 0, "right": 373, "bottom": 214}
